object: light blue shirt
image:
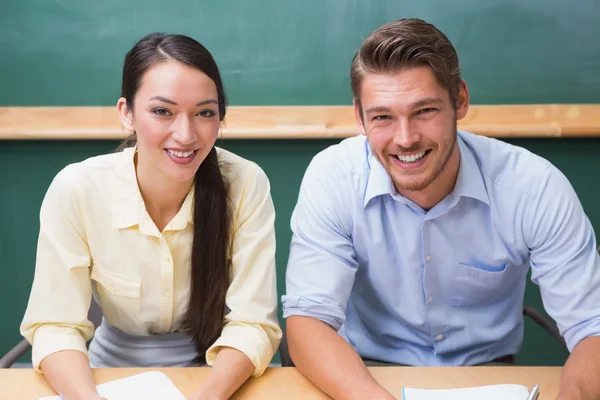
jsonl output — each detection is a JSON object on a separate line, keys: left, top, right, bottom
{"left": 282, "top": 131, "right": 600, "bottom": 366}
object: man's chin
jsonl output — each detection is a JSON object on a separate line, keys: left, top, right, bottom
{"left": 391, "top": 170, "right": 435, "bottom": 193}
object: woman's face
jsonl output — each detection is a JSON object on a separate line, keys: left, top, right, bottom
{"left": 119, "top": 60, "right": 221, "bottom": 185}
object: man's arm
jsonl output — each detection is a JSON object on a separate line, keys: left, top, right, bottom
{"left": 523, "top": 165, "right": 600, "bottom": 400}
{"left": 282, "top": 152, "right": 394, "bottom": 399}
{"left": 287, "top": 316, "right": 395, "bottom": 400}
{"left": 557, "top": 336, "right": 600, "bottom": 400}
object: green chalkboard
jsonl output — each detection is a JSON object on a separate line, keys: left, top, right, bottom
{"left": 1, "top": 0, "right": 599, "bottom": 106}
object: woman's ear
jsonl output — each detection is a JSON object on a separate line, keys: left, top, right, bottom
{"left": 116, "top": 97, "right": 134, "bottom": 133}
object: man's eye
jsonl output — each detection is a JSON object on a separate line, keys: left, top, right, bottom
{"left": 372, "top": 115, "right": 391, "bottom": 121}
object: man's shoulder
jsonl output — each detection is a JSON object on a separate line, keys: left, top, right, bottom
{"left": 459, "top": 131, "right": 554, "bottom": 198}
{"left": 307, "top": 135, "right": 369, "bottom": 183}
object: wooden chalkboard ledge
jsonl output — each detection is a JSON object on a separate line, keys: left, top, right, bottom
{"left": 1, "top": 105, "right": 599, "bottom": 140}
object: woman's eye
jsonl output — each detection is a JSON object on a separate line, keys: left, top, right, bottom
{"left": 152, "top": 108, "right": 172, "bottom": 116}
{"left": 197, "top": 109, "right": 216, "bottom": 118}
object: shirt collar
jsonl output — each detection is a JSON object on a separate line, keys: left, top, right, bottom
{"left": 111, "top": 146, "right": 194, "bottom": 233}
{"left": 362, "top": 133, "right": 490, "bottom": 208}
{"left": 363, "top": 142, "right": 397, "bottom": 208}
{"left": 452, "top": 133, "right": 490, "bottom": 206}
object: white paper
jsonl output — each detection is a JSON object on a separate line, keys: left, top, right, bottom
{"left": 38, "top": 371, "right": 186, "bottom": 400}
{"left": 403, "top": 384, "right": 531, "bottom": 400}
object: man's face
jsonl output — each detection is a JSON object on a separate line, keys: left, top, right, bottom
{"left": 355, "top": 66, "right": 469, "bottom": 194}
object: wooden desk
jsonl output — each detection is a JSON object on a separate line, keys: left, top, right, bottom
{"left": 0, "top": 366, "right": 561, "bottom": 399}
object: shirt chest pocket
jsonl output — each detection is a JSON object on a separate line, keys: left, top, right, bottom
{"left": 91, "top": 263, "right": 142, "bottom": 314}
{"left": 448, "top": 262, "right": 514, "bottom": 307}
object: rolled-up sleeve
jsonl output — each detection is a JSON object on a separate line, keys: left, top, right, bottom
{"left": 206, "top": 165, "right": 282, "bottom": 377}
{"left": 19, "top": 165, "right": 95, "bottom": 372}
{"left": 281, "top": 156, "right": 358, "bottom": 331}
{"left": 525, "top": 164, "right": 600, "bottom": 351}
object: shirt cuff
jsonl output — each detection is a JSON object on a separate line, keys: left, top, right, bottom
{"left": 282, "top": 295, "right": 346, "bottom": 331}
{"left": 31, "top": 325, "right": 90, "bottom": 373}
{"left": 564, "top": 319, "right": 600, "bottom": 352}
{"left": 206, "top": 323, "right": 275, "bottom": 377}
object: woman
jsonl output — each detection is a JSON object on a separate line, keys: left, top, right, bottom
{"left": 20, "top": 33, "right": 281, "bottom": 400}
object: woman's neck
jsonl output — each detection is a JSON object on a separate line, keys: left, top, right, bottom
{"left": 135, "top": 154, "right": 193, "bottom": 232}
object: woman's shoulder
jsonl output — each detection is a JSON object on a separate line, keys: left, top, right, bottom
{"left": 216, "top": 146, "right": 256, "bottom": 167}
{"left": 41, "top": 150, "right": 130, "bottom": 220}
{"left": 49, "top": 149, "right": 131, "bottom": 194}
{"left": 215, "top": 146, "right": 270, "bottom": 199}
{"left": 216, "top": 147, "right": 266, "bottom": 182}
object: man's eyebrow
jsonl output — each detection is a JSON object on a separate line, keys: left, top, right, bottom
{"left": 364, "top": 106, "right": 393, "bottom": 115}
{"left": 363, "top": 98, "right": 444, "bottom": 115}
{"left": 409, "top": 97, "right": 444, "bottom": 110}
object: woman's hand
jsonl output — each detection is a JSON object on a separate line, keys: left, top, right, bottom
{"left": 187, "top": 347, "right": 255, "bottom": 400}
{"left": 187, "top": 386, "right": 225, "bottom": 400}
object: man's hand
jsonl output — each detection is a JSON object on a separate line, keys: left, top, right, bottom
{"left": 557, "top": 336, "right": 600, "bottom": 400}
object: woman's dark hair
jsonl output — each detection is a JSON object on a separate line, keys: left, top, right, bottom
{"left": 119, "top": 33, "right": 230, "bottom": 364}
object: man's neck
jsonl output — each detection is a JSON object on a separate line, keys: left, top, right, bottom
{"left": 399, "top": 144, "right": 460, "bottom": 212}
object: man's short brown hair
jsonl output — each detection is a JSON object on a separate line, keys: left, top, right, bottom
{"left": 351, "top": 18, "right": 461, "bottom": 112}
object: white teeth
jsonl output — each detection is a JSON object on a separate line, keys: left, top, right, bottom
{"left": 167, "top": 149, "right": 194, "bottom": 158}
{"left": 397, "top": 151, "right": 426, "bottom": 163}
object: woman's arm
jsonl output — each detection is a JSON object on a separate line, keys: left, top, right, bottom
{"left": 41, "top": 351, "right": 105, "bottom": 400}
{"left": 200, "top": 163, "right": 282, "bottom": 395}
{"left": 19, "top": 166, "right": 97, "bottom": 396}
{"left": 188, "top": 347, "right": 254, "bottom": 400}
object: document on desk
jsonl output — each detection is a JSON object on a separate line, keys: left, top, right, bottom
{"left": 402, "top": 384, "right": 531, "bottom": 400}
{"left": 38, "top": 371, "right": 186, "bottom": 400}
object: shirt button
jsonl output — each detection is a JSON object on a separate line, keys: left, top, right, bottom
{"left": 427, "top": 296, "right": 433, "bottom": 304}
{"left": 425, "top": 255, "right": 432, "bottom": 262}
{"left": 436, "top": 334, "right": 444, "bottom": 341}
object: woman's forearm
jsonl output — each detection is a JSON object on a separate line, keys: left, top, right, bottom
{"left": 40, "top": 350, "right": 103, "bottom": 400}
{"left": 189, "top": 347, "right": 254, "bottom": 400}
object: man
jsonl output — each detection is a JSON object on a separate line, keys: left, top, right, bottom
{"left": 282, "top": 18, "right": 600, "bottom": 400}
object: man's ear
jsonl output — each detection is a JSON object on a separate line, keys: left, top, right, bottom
{"left": 116, "top": 97, "right": 135, "bottom": 133}
{"left": 353, "top": 98, "right": 366, "bottom": 136}
{"left": 455, "top": 80, "right": 470, "bottom": 121}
